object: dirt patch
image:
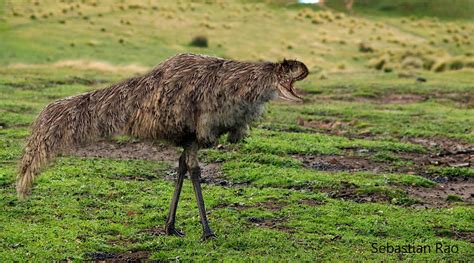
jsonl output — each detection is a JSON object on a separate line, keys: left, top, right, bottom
{"left": 329, "top": 190, "right": 391, "bottom": 203}
{"left": 258, "top": 199, "right": 288, "bottom": 211}
{"left": 140, "top": 226, "right": 166, "bottom": 236}
{"left": 434, "top": 226, "right": 474, "bottom": 243}
{"left": 296, "top": 141, "right": 473, "bottom": 178}
{"left": 199, "top": 162, "right": 231, "bottom": 186}
{"left": 106, "top": 235, "right": 139, "bottom": 247}
{"left": 404, "top": 137, "right": 473, "bottom": 156}
{"left": 296, "top": 147, "right": 473, "bottom": 207}
{"left": 69, "top": 135, "right": 472, "bottom": 209}
{"left": 295, "top": 114, "right": 474, "bottom": 151}
{"left": 323, "top": 181, "right": 393, "bottom": 204}
{"left": 296, "top": 117, "right": 356, "bottom": 136}
{"left": 310, "top": 92, "right": 473, "bottom": 107}
{"left": 74, "top": 140, "right": 244, "bottom": 187}
{"left": 335, "top": 94, "right": 427, "bottom": 104}
{"left": 296, "top": 153, "right": 389, "bottom": 173}
{"left": 399, "top": 151, "right": 473, "bottom": 178}
{"left": 381, "top": 94, "right": 427, "bottom": 104}
{"left": 434, "top": 92, "right": 474, "bottom": 108}
{"left": 309, "top": 93, "right": 425, "bottom": 104}
{"left": 298, "top": 198, "right": 325, "bottom": 206}
{"left": 73, "top": 141, "right": 179, "bottom": 162}
{"left": 396, "top": 138, "right": 473, "bottom": 180}
{"left": 86, "top": 251, "right": 150, "bottom": 263}
{"left": 405, "top": 177, "right": 474, "bottom": 208}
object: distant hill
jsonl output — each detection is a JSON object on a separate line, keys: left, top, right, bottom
{"left": 325, "top": 0, "right": 474, "bottom": 20}
{"left": 0, "top": 0, "right": 472, "bottom": 74}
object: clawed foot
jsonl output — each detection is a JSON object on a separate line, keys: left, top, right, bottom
{"left": 201, "top": 232, "right": 217, "bottom": 241}
{"left": 165, "top": 226, "right": 185, "bottom": 237}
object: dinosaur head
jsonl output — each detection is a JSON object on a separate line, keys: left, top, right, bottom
{"left": 275, "top": 59, "right": 309, "bottom": 102}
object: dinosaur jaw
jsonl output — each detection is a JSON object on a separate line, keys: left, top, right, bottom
{"left": 277, "top": 82, "right": 303, "bottom": 102}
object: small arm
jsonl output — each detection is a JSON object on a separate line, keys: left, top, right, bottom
{"left": 227, "top": 124, "right": 249, "bottom": 144}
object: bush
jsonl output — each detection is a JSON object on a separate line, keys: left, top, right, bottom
{"left": 431, "top": 59, "right": 448, "bottom": 72}
{"left": 368, "top": 55, "right": 387, "bottom": 70}
{"left": 358, "top": 42, "right": 374, "bottom": 53}
{"left": 401, "top": 56, "right": 423, "bottom": 69}
{"left": 190, "top": 35, "right": 208, "bottom": 48}
{"left": 449, "top": 59, "right": 464, "bottom": 70}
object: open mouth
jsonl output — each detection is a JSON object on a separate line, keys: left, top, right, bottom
{"left": 278, "top": 82, "right": 303, "bottom": 102}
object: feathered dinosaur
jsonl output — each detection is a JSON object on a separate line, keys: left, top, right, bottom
{"left": 16, "top": 53, "right": 309, "bottom": 239}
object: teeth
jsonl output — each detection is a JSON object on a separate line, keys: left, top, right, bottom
{"left": 289, "top": 87, "right": 302, "bottom": 100}
{"left": 278, "top": 85, "right": 302, "bottom": 102}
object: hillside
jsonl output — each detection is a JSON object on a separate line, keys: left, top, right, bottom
{"left": 1, "top": 0, "right": 473, "bottom": 73}
{"left": 325, "top": 0, "right": 474, "bottom": 20}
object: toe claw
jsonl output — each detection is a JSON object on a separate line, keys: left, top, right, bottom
{"left": 165, "top": 226, "right": 185, "bottom": 237}
{"left": 201, "top": 232, "right": 217, "bottom": 241}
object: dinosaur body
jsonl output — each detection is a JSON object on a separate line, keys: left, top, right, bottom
{"left": 16, "top": 53, "right": 308, "bottom": 239}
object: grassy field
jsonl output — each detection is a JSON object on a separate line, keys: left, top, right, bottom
{"left": 0, "top": 0, "right": 473, "bottom": 261}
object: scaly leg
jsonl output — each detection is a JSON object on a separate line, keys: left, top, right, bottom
{"left": 165, "top": 151, "right": 187, "bottom": 237}
{"left": 186, "top": 142, "right": 216, "bottom": 240}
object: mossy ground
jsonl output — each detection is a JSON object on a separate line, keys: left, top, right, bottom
{"left": 0, "top": 0, "right": 473, "bottom": 261}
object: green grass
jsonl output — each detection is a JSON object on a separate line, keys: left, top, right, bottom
{"left": 265, "top": 71, "right": 474, "bottom": 142}
{"left": 221, "top": 159, "right": 433, "bottom": 189}
{"left": 242, "top": 129, "right": 425, "bottom": 155}
{"left": 428, "top": 166, "right": 474, "bottom": 178}
{"left": 0, "top": 0, "right": 473, "bottom": 261}
{"left": 0, "top": 157, "right": 472, "bottom": 261}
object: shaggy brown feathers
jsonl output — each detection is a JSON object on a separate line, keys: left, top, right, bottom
{"left": 17, "top": 53, "right": 308, "bottom": 198}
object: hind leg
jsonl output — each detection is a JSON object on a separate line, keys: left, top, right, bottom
{"left": 165, "top": 151, "right": 187, "bottom": 236}
{"left": 185, "top": 142, "right": 216, "bottom": 240}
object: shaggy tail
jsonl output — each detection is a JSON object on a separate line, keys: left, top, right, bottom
{"left": 17, "top": 131, "right": 51, "bottom": 199}
{"left": 16, "top": 98, "right": 79, "bottom": 199}
{"left": 16, "top": 77, "right": 136, "bottom": 199}
{"left": 16, "top": 92, "right": 110, "bottom": 199}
